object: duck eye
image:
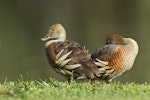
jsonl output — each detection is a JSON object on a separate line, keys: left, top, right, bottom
{"left": 45, "top": 35, "right": 49, "bottom": 39}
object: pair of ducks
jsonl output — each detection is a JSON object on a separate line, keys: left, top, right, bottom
{"left": 41, "top": 24, "right": 139, "bottom": 83}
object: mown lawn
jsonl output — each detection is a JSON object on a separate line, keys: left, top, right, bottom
{"left": 0, "top": 78, "right": 150, "bottom": 100}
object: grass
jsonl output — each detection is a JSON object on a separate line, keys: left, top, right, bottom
{"left": 0, "top": 77, "right": 150, "bottom": 100}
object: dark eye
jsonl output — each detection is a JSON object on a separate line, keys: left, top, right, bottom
{"left": 45, "top": 35, "right": 48, "bottom": 38}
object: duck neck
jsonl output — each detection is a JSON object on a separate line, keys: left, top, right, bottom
{"left": 45, "top": 31, "right": 66, "bottom": 48}
{"left": 58, "top": 32, "right": 66, "bottom": 41}
{"left": 45, "top": 39, "right": 64, "bottom": 48}
{"left": 123, "top": 38, "right": 139, "bottom": 56}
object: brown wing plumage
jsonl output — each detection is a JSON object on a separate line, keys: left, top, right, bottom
{"left": 46, "top": 40, "right": 100, "bottom": 80}
{"left": 91, "top": 44, "right": 128, "bottom": 82}
{"left": 91, "top": 44, "right": 119, "bottom": 61}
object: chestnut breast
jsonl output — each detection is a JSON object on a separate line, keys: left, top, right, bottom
{"left": 107, "top": 46, "right": 127, "bottom": 72}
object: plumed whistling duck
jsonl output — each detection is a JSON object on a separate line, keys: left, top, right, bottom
{"left": 91, "top": 33, "right": 139, "bottom": 83}
{"left": 41, "top": 24, "right": 100, "bottom": 82}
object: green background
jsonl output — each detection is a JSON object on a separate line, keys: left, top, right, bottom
{"left": 0, "top": 0, "right": 149, "bottom": 83}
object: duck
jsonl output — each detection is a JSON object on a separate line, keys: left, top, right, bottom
{"left": 91, "top": 33, "right": 139, "bottom": 83}
{"left": 41, "top": 24, "right": 100, "bottom": 82}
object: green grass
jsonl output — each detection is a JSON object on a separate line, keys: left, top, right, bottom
{"left": 0, "top": 78, "right": 150, "bottom": 100}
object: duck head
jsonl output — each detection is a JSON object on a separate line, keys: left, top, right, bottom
{"left": 106, "top": 33, "right": 126, "bottom": 45}
{"left": 106, "top": 33, "right": 138, "bottom": 59}
{"left": 41, "top": 24, "right": 66, "bottom": 42}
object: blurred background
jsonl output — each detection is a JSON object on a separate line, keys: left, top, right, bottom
{"left": 0, "top": 0, "right": 150, "bottom": 83}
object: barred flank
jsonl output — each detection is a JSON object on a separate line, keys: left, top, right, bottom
{"left": 108, "top": 46, "right": 127, "bottom": 72}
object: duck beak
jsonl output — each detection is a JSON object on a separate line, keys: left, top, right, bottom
{"left": 41, "top": 33, "right": 51, "bottom": 41}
